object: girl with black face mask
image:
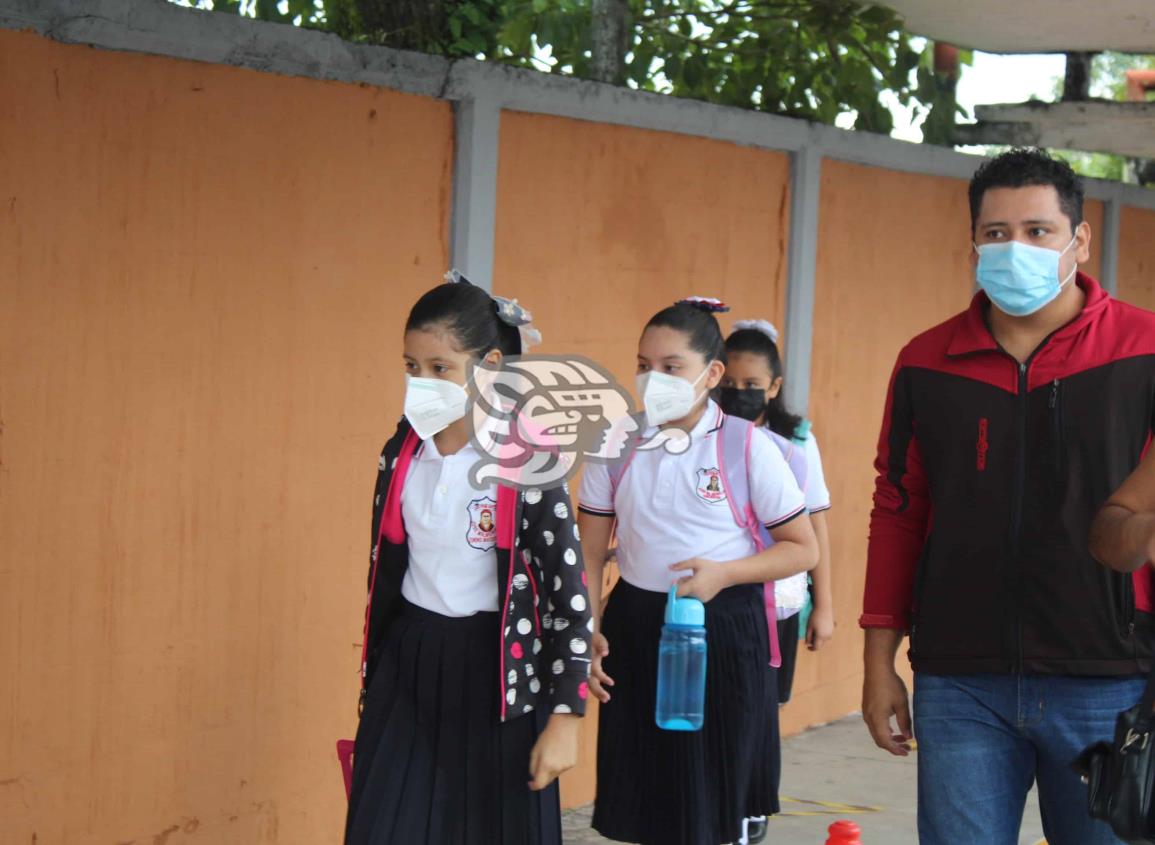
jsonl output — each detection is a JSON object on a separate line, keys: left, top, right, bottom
{"left": 717, "top": 320, "right": 835, "bottom": 845}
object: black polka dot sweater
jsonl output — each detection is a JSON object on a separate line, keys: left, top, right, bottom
{"left": 361, "top": 418, "right": 593, "bottom": 722}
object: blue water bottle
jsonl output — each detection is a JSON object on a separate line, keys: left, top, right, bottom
{"left": 655, "top": 585, "right": 708, "bottom": 731}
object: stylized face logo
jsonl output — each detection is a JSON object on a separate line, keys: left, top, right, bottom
{"left": 467, "top": 356, "right": 641, "bottom": 490}
{"left": 517, "top": 385, "right": 634, "bottom": 457}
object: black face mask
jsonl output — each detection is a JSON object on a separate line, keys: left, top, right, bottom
{"left": 717, "top": 387, "right": 766, "bottom": 422}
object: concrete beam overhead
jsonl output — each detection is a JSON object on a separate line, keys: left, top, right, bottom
{"left": 884, "top": 0, "right": 1155, "bottom": 53}
{"left": 956, "top": 100, "right": 1155, "bottom": 161}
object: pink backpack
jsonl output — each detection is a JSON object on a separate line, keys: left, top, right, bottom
{"left": 608, "top": 414, "right": 806, "bottom": 668}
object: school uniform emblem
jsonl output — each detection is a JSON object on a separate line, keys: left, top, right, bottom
{"left": 466, "top": 496, "right": 499, "bottom": 551}
{"left": 695, "top": 468, "right": 727, "bottom": 504}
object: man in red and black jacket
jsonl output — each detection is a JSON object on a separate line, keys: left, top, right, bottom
{"left": 861, "top": 148, "right": 1155, "bottom": 845}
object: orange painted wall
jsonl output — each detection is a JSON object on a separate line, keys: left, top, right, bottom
{"left": 1116, "top": 206, "right": 1155, "bottom": 309}
{"left": 0, "top": 30, "right": 452, "bottom": 844}
{"left": 8, "top": 18, "right": 1144, "bottom": 838}
{"left": 1082, "top": 199, "right": 1106, "bottom": 282}
{"left": 493, "top": 110, "right": 792, "bottom": 806}
{"left": 791, "top": 161, "right": 976, "bottom": 736}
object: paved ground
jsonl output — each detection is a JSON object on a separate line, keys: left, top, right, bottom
{"left": 561, "top": 714, "right": 1047, "bottom": 845}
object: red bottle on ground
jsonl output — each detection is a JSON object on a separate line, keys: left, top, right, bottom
{"left": 825, "top": 820, "right": 862, "bottom": 845}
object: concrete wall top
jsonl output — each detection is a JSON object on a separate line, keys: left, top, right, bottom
{"left": 4, "top": 0, "right": 1155, "bottom": 212}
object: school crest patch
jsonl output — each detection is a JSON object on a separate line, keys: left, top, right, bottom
{"left": 466, "top": 496, "right": 499, "bottom": 551}
{"left": 695, "top": 467, "right": 727, "bottom": 504}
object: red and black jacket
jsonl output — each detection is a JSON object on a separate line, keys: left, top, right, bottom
{"left": 862, "top": 274, "right": 1155, "bottom": 676}
{"left": 362, "top": 418, "right": 592, "bottom": 720}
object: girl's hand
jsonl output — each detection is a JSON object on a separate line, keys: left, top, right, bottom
{"left": 805, "top": 602, "right": 835, "bottom": 651}
{"left": 589, "top": 632, "right": 614, "bottom": 703}
{"left": 670, "top": 558, "right": 728, "bottom": 603}
{"left": 529, "top": 714, "right": 581, "bottom": 791}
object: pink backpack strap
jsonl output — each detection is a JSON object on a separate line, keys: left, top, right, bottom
{"left": 336, "top": 739, "right": 354, "bottom": 799}
{"left": 496, "top": 485, "right": 517, "bottom": 549}
{"left": 718, "top": 415, "right": 755, "bottom": 533}
{"left": 360, "top": 428, "right": 421, "bottom": 698}
{"left": 380, "top": 428, "right": 422, "bottom": 545}
{"left": 717, "top": 415, "right": 781, "bottom": 669}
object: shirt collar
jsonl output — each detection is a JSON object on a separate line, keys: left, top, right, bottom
{"left": 418, "top": 436, "right": 477, "bottom": 462}
{"left": 947, "top": 271, "right": 1108, "bottom": 358}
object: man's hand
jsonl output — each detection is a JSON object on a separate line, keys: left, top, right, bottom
{"left": 588, "top": 631, "right": 613, "bottom": 704}
{"left": 805, "top": 601, "right": 835, "bottom": 651}
{"left": 862, "top": 670, "right": 913, "bottom": 757}
{"left": 1088, "top": 447, "right": 1155, "bottom": 572}
{"left": 671, "top": 558, "right": 729, "bottom": 603}
{"left": 528, "top": 713, "right": 581, "bottom": 791}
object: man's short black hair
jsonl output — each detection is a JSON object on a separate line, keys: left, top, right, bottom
{"left": 968, "top": 148, "right": 1085, "bottom": 234}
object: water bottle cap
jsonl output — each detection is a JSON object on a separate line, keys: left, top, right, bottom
{"left": 666, "top": 584, "right": 706, "bottom": 626}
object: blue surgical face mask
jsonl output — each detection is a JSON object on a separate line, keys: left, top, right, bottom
{"left": 974, "top": 236, "right": 1078, "bottom": 317}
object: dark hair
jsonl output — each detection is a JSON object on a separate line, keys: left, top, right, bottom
{"left": 968, "top": 148, "right": 1084, "bottom": 235}
{"left": 725, "top": 328, "right": 803, "bottom": 439}
{"left": 644, "top": 301, "right": 726, "bottom": 363}
{"left": 405, "top": 281, "right": 522, "bottom": 357}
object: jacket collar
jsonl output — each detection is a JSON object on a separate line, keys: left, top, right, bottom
{"left": 379, "top": 419, "right": 518, "bottom": 549}
{"left": 946, "top": 272, "right": 1109, "bottom": 358}
{"left": 381, "top": 424, "right": 421, "bottom": 545}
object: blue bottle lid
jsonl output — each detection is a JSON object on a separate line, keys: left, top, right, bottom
{"left": 665, "top": 584, "right": 706, "bottom": 627}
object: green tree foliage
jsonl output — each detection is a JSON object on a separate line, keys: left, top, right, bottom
{"left": 916, "top": 45, "right": 972, "bottom": 146}
{"left": 173, "top": 0, "right": 929, "bottom": 133}
{"left": 499, "top": 0, "right": 921, "bottom": 132}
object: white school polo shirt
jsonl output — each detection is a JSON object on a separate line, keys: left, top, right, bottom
{"left": 400, "top": 438, "right": 501, "bottom": 617}
{"left": 775, "top": 430, "right": 832, "bottom": 616}
{"left": 579, "top": 401, "right": 807, "bottom": 594}
{"left": 803, "top": 432, "right": 831, "bottom": 514}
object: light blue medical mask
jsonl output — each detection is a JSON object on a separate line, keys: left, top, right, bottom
{"left": 974, "top": 236, "right": 1078, "bottom": 317}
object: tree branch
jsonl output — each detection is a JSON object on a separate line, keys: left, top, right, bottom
{"left": 638, "top": 0, "right": 811, "bottom": 23}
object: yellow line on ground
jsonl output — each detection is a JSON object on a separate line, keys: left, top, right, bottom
{"left": 779, "top": 796, "right": 884, "bottom": 813}
{"left": 777, "top": 811, "right": 842, "bottom": 817}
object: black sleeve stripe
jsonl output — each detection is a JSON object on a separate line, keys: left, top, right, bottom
{"left": 578, "top": 505, "right": 616, "bottom": 518}
{"left": 765, "top": 506, "right": 806, "bottom": 530}
{"left": 807, "top": 504, "right": 832, "bottom": 515}
{"left": 886, "top": 367, "right": 915, "bottom": 513}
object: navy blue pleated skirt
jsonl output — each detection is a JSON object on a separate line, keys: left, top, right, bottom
{"left": 746, "top": 661, "right": 782, "bottom": 821}
{"left": 743, "top": 616, "right": 794, "bottom": 821}
{"left": 344, "top": 600, "right": 561, "bottom": 845}
{"left": 592, "top": 579, "right": 772, "bottom": 845}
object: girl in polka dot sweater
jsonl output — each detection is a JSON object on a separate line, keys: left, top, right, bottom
{"left": 344, "top": 277, "right": 592, "bottom": 845}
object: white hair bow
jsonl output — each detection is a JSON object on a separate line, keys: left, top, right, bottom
{"left": 732, "top": 319, "right": 780, "bottom": 344}
{"left": 445, "top": 269, "right": 542, "bottom": 352}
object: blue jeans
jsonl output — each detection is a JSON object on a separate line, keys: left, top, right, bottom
{"left": 913, "top": 673, "right": 1146, "bottom": 845}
